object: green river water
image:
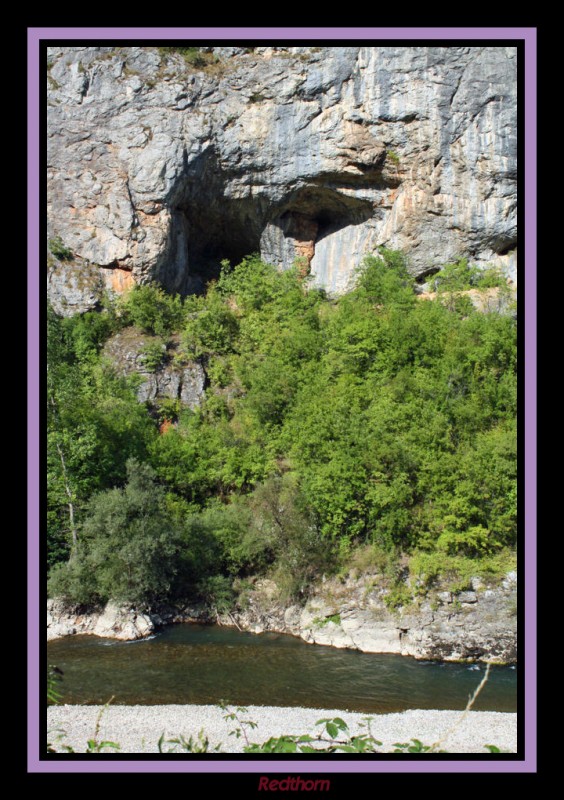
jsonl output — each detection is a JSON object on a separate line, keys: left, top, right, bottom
{"left": 47, "top": 623, "right": 517, "bottom": 713}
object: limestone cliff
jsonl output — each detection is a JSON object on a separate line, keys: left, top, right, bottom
{"left": 47, "top": 45, "right": 517, "bottom": 312}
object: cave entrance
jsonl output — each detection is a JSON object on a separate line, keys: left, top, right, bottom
{"left": 156, "top": 149, "right": 267, "bottom": 294}
{"left": 157, "top": 149, "right": 375, "bottom": 295}
{"left": 174, "top": 196, "right": 264, "bottom": 293}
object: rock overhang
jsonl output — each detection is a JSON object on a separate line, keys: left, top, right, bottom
{"left": 47, "top": 45, "right": 518, "bottom": 312}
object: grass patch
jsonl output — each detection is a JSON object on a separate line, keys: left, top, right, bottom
{"left": 158, "top": 47, "right": 218, "bottom": 71}
{"left": 313, "top": 613, "right": 341, "bottom": 628}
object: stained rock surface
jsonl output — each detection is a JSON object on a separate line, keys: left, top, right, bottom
{"left": 47, "top": 46, "right": 517, "bottom": 311}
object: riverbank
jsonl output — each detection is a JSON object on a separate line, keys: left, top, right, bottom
{"left": 47, "top": 568, "right": 517, "bottom": 663}
{"left": 47, "top": 705, "right": 517, "bottom": 754}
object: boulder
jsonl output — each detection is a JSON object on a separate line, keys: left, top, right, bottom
{"left": 103, "top": 328, "right": 205, "bottom": 407}
{"left": 47, "top": 598, "right": 158, "bottom": 641}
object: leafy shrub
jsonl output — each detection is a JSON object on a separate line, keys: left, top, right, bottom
{"left": 354, "top": 248, "right": 415, "bottom": 307}
{"left": 247, "top": 477, "right": 336, "bottom": 600}
{"left": 408, "top": 549, "right": 516, "bottom": 592}
{"left": 183, "top": 290, "right": 239, "bottom": 357}
{"left": 433, "top": 258, "right": 505, "bottom": 293}
{"left": 217, "top": 255, "right": 307, "bottom": 312}
{"left": 49, "top": 460, "right": 184, "bottom": 607}
{"left": 61, "top": 306, "right": 121, "bottom": 361}
{"left": 197, "top": 574, "right": 236, "bottom": 614}
{"left": 48, "top": 550, "right": 100, "bottom": 605}
{"left": 121, "top": 283, "right": 184, "bottom": 336}
{"left": 139, "top": 338, "right": 166, "bottom": 372}
{"left": 314, "top": 614, "right": 341, "bottom": 627}
{"left": 475, "top": 267, "right": 506, "bottom": 289}
{"left": 383, "top": 581, "right": 412, "bottom": 610}
{"left": 49, "top": 236, "right": 73, "bottom": 261}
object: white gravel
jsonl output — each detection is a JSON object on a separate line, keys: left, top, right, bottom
{"left": 47, "top": 705, "right": 517, "bottom": 754}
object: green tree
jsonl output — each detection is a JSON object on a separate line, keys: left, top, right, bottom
{"left": 353, "top": 249, "right": 415, "bottom": 308}
{"left": 47, "top": 304, "right": 156, "bottom": 567}
{"left": 49, "top": 460, "right": 183, "bottom": 606}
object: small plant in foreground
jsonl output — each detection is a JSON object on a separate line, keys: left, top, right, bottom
{"left": 84, "top": 700, "right": 120, "bottom": 753}
{"left": 48, "top": 700, "right": 120, "bottom": 754}
{"left": 158, "top": 731, "right": 220, "bottom": 753}
{"left": 392, "top": 739, "right": 437, "bottom": 753}
{"left": 47, "top": 665, "right": 63, "bottom": 705}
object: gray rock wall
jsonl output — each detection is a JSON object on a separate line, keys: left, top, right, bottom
{"left": 47, "top": 46, "right": 517, "bottom": 311}
{"left": 228, "top": 571, "right": 517, "bottom": 664}
{"left": 102, "top": 328, "right": 205, "bottom": 408}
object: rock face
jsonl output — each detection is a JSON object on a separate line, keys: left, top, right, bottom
{"left": 102, "top": 328, "right": 205, "bottom": 408}
{"left": 47, "top": 45, "right": 517, "bottom": 311}
{"left": 47, "top": 598, "right": 158, "bottom": 641}
{"left": 227, "top": 571, "right": 517, "bottom": 664}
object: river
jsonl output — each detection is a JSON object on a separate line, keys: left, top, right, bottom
{"left": 47, "top": 622, "right": 517, "bottom": 713}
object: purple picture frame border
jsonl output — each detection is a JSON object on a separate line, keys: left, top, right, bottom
{"left": 28, "top": 26, "right": 537, "bottom": 774}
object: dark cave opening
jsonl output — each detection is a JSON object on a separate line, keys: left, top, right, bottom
{"left": 156, "top": 149, "right": 375, "bottom": 294}
{"left": 155, "top": 149, "right": 268, "bottom": 294}
{"left": 495, "top": 241, "right": 517, "bottom": 257}
{"left": 281, "top": 185, "right": 373, "bottom": 240}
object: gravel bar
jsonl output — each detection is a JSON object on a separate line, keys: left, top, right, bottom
{"left": 48, "top": 705, "right": 517, "bottom": 754}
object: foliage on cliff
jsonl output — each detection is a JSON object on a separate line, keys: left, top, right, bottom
{"left": 47, "top": 251, "right": 517, "bottom": 607}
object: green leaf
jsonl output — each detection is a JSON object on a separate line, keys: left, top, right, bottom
{"left": 325, "top": 722, "right": 338, "bottom": 738}
{"left": 278, "top": 741, "right": 297, "bottom": 753}
{"left": 484, "top": 744, "right": 501, "bottom": 753}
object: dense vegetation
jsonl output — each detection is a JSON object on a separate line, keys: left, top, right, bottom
{"left": 48, "top": 251, "right": 517, "bottom": 609}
